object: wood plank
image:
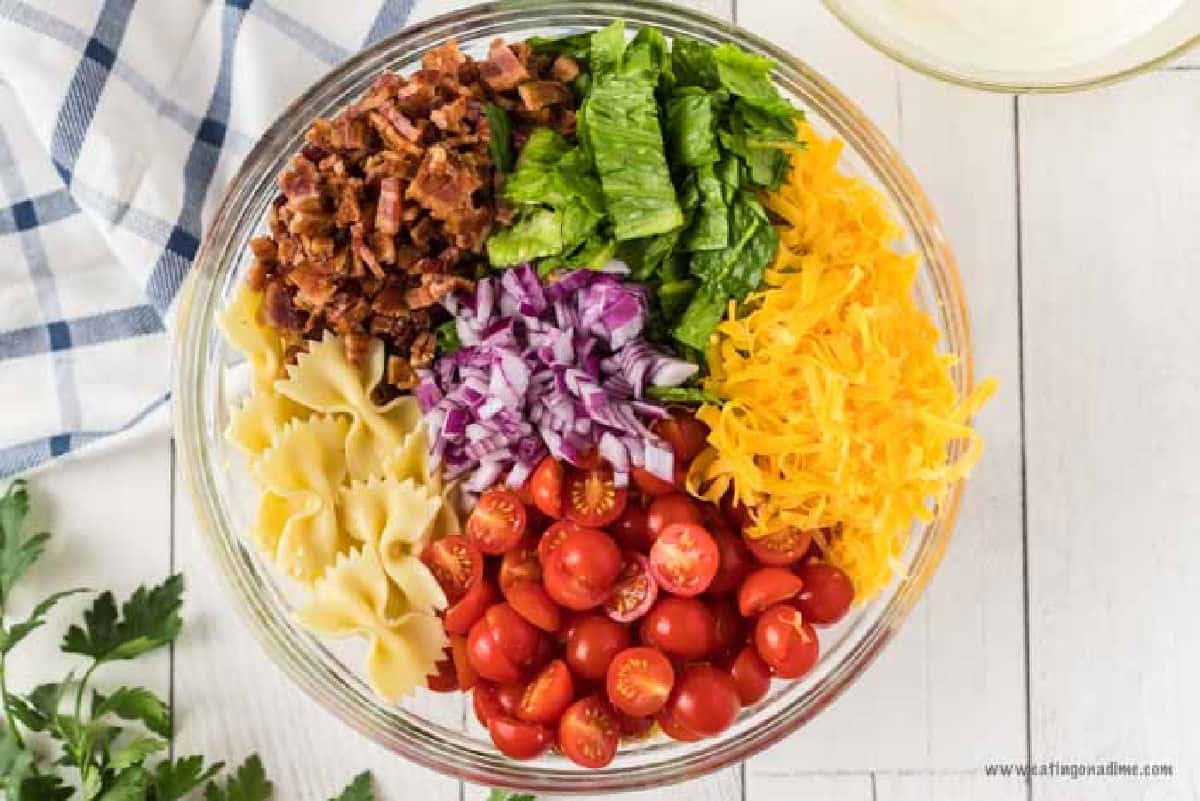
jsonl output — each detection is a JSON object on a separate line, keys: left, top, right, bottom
{"left": 1020, "top": 71, "right": 1200, "bottom": 801}
{"left": 745, "top": 771, "right": 874, "bottom": 801}
{"left": 875, "top": 772, "right": 1023, "bottom": 801}
{"left": 6, "top": 433, "right": 172, "bottom": 745}
{"left": 736, "top": 0, "right": 1027, "bottom": 785}
{"left": 463, "top": 767, "right": 743, "bottom": 801}
{"left": 170, "top": 445, "right": 460, "bottom": 801}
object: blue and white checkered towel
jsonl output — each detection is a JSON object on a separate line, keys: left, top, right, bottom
{"left": 0, "top": 0, "right": 429, "bottom": 476}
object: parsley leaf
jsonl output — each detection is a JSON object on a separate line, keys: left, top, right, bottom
{"left": 204, "top": 755, "right": 273, "bottom": 801}
{"left": 62, "top": 575, "right": 183, "bottom": 663}
{"left": 0, "top": 480, "right": 51, "bottom": 610}
{"left": 486, "top": 791, "right": 535, "bottom": 801}
{"left": 1, "top": 590, "right": 87, "bottom": 655}
{"left": 92, "top": 688, "right": 171, "bottom": 739}
{"left": 329, "top": 772, "right": 373, "bottom": 801}
{"left": 645, "top": 386, "right": 724, "bottom": 406}
{"left": 152, "top": 756, "right": 224, "bottom": 801}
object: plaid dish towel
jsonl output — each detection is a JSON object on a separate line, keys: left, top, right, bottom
{"left": 0, "top": 0, "right": 432, "bottom": 476}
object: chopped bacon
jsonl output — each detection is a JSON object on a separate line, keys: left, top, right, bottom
{"left": 343, "top": 331, "right": 373, "bottom": 366}
{"left": 382, "top": 104, "right": 421, "bottom": 142}
{"left": 262, "top": 281, "right": 308, "bottom": 331}
{"left": 430, "top": 95, "right": 470, "bottom": 133}
{"left": 422, "top": 39, "right": 466, "bottom": 74}
{"left": 405, "top": 273, "right": 474, "bottom": 309}
{"left": 289, "top": 262, "right": 338, "bottom": 308}
{"left": 395, "top": 75, "right": 437, "bottom": 115}
{"left": 406, "top": 145, "right": 484, "bottom": 222}
{"left": 518, "top": 81, "right": 571, "bottom": 111}
{"left": 552, "top": 54, "right": 581, "bottom": 83}
{"left": 481, "top": 39, "right": 529, "bottom": 92}
{"left": 375, "top": 177, "right": 403, "bottom": 235}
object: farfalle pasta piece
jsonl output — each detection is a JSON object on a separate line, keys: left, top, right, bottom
{"left": 226, "top": 390, "right": 307, "bottom": 459}
{"left": 252, "top": 415, "right": 350, "bottom": 583}
{"left": 218, "top": 283, "right": 287, "bottom": 388}
{"left": 298, "top": 547, "right": 447, "bottom": 703}
{"left": 339, "top": 477, "right": 447, "bottom": 613}
{"left": 276, "top": 331, "right": 423, "bottom": 480}
{"left": 384, "top": 425, "right": 462, "bottom": 539}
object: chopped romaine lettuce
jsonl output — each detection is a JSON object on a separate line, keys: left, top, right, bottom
{"left": 486, "top": 208, "right": 565, "bottom": 266}
{"left": 670, "top": 39, "right": 719, "bottom": 89}
{"left": 712, "top": 44, "right": 793, "bottom": 118}
{"left": 681, "top": 165, "right": 728, "bottom": 251}
{"left": 666, "top": 92, "right": 720, "bottom": 168}
{"left": 484, "top": 102, "right": 514, "bottom": 173}
{"left": 527, "top": 31, "right": 591, "bottom": 60}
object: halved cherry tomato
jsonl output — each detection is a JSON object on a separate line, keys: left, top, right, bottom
{"left": 558, "top": 696, "right": 620, "bottom": 768}
{"left": 650, "top": 523, "right": 719, "bottom": 597}
{"left": 443, "top": 576, "right": 497, "bottom": 636}
{"left": 450, "top": 634, "right": 478, "bottom": 691}
{"left": 616, "top": 711, "right": 654, "bottom": 738}
{"left": 496, "top": 681, "right": 525, "bottom": 717}
{"left": 743, "top": 527, "right": 813, "bottom": 566}
{"left": 467, "top": 618, "right": 522, "bottom": 684}
{"left": 529, "top": 456, "right": 564, "bottom": 519}
{"left": 729, "top": 645, "right": 772, "bottom": 706}
{"left": 653, "top": 414, "right": 709, "bottom": 463}
{"left": 603, "top": 552, "right": 658, "bottom": 623}
{"left": 482, "top": 603, "right": 540, "bottom": 666}
{"left": 563, "top": 465, "right": 627, "bottom": 528}
{"left": 640, "top": 597, "right": 714, "bottom": 659}
{"left": 646, "top": 494, "right": 704, "bottom": 541}
{"left": 611, "top": 502, "right": 652, "bottom": 552}
{"left": 565, "top": 615, "right": 630, "bottom": 680}
{"left": 517, "top": 659, "right": 574, "bottom": 724}
{"left": 505, "top": 580, "right": 562, "bottom": 633}
{"left": 544, "top": 528, "right": 622, "bottom": 611}
{"left": 488, "top": 715, "right": 553, "bottom": 759}
{"left": 737, "top": 566, "right": 805, "bottom": 617}
{"left": 473, "top": 682, "right": 504, "bottom": 726}
{"left": 720, "top": 493, "right": 754, "bottom": 531}
{"left": 426, "top": 653, "right": 457, "bottom": 692}
{"left": 498, "top": 537, "right": 541, "bottom": 592}
{"left": 754, "top": 603, "right": 820, "bottom": 679}
{"left": 631, "top": 465, "right": 682, "bottom": 498}
{"left": 706, "top": 526, "right": 751, "bottom": 595}
{"left": 708, "top": 597, "right": 743, "bottom": 659}
{"left": 467, "top": 488, "right": 528, "bottom": 555}
{"left": 794, "top": 562, "right": 855, "bottom": 625}
{"left": 667, "top": 664, "right": 740, "bottom": 737}
{"left": 656, "top": 703, "right": 702, "bottom": 742}
{"left": 605, "top": 646, "right": 675, "bottom": 717}
{"left": 537, "top": 519, "right": 591, "bottom": 566}
{"left": 421, "top": 535, "right": 483, "bottom": 604}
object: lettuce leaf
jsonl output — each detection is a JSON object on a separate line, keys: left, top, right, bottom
{"left": 666, "top": 92, "right": 720, "bottom": 168}
{"left": 484, "top": 103, "right": 514, "bottom": 173}
{"left": 712, "top": 44, "right": 793, "bottom": 119}
{"left": 527, "top": 32, "right": 591, "bottom": 60}
{"left": 486, "top": 208, "right": 566, "bottom": 266}
{"left": 680, "top": 165, "right": 728, "bottom": 251}
{"left": 671, "top": 39, "right": 719, "bottom": 89}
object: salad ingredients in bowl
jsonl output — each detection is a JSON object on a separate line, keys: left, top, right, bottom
{"left": 178, "top": 1, "right": 993, "bottom": 791}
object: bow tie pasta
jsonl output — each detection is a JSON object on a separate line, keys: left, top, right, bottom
{"left": 218, "top": 283, "right": 288, "bottom": 389}
{"left": 276, "top": 332, "right": 423, "bottom": 482}
{"left": 298, "top": 547, "right": 447, "bottom": 703}
{"left": 227, "top": 391, "right": 308, "bottom": 459}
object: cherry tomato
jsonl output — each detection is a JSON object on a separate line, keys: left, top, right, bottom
{"left": 640, "top": 598, "right": 714, "bottom": 659}
{"left": 483, "top": 603, "right": 540, "bottom": 666}
{"left": 604, "top": 552, "right": 658, "bottom": 623}
{"left": 794, "top": 562, "right": 855, "bottom": 625}
{"left": 505, "top": 580, "right": 562, "bottom": 633}
{"left": 667, "top": 664, "right": 740, "bottom": 737}
{"left": 754, "top": 604, "right": 820, "bottom": 679}
{"left": 498, "top": 537, "right": 541, "bottom": 592}
{"left": 443, "top": 576, "right": 497, "bottom": 636}
{"left": 631, "top": 465, "right": 681, "bottom": 497}
{"left": 450, "top": 634, "right": 478, "bottom": 691}
{"left": 563, "top": 464, "right": 627, "bottom": 528}
{"left": 426, "top": 653, "right": 457, "bottom": 692}
{"left": 706, "top": 526, "right": 751, "bottom": 595}
{"left": 496, "top": 681, "right": 525, "bottom": 717}
{"left": 544, "top": 528, "right": 622, "bottom": 611}
{"left": 565, "top": 615, "right": 631, "bottom": 681}
{"left": 516, "top": 659, "right": 574, "bottom": 724}
{"left": 616, "top": 711, "right": 654, "bottom": 738}
{"left": 611, "top": 503, "right": 652, "bottom": 552}
{"left": 488, "top": 715, "right": 553, "bottom": 759}
{"left": 720, "top": 493, "right": 754, "bottom": 531}
{"left": 605, "top": 646, "right": 674, "bottom": 717}
{"left": 529, "top": 456, "right": 564, "bottom": 519}
{"left": 650, "top": 523, "right": 719, "bottom": 597}
{"left": 655, "top": 703, "right": 702, "bottom": 742}
{"left": 421, "top": 535, "right": 483, "bottom": 604}
{"left": 653, "top": 414, "right": 709, "bottom": 463}
{"left": 473, "top": 682, "right": 504, "bottom": 726}
{"left": 467, "top": 619, "right": 522, "bottom": 684}
{"left": 708, "top": 598, "right": 743, "bottom": 659}
{"left": 646, "top": 494, "right": 704, "bottom": 541}
{"left": 737, "top": 567, "right": 805, "bottom": 617}
{"left": 743, "top": 528, "right": 813, "bottom": 566}
{"left": 558, "top": 696, "right": 620, "bottom": 768}
{"left": 537, "top": 519, "right": 591, "bottom": 566}
{"left": 729, "top": 645, "right": 772, "bottom": 706}
{"left": 467, "top": 489, "right": 528, "bottom": 555}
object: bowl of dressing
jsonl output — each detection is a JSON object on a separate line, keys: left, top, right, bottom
{"left": 823, "top": 0, "right": 1200, "bottom": 92}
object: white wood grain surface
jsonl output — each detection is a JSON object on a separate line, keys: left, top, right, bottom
{"left": 8, "top": 3, "right": 1200, "bottom": 801}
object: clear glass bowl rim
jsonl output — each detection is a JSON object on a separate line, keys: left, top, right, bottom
{"left": 821, "top": 0, "right": 1200, "bottom": 93}
{"left": 174, "top": 0, "right": 976, "bottom": 792}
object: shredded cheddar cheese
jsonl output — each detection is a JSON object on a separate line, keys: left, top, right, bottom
{"left": 687, "top": 123, "right": 997, "bottom": 600}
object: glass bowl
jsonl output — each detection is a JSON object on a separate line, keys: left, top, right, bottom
{"left": 823, "top": 0, "right": 1200, "bottom": 93}
{"left": 174, "top": 0, "right": 977, "bottom": 792}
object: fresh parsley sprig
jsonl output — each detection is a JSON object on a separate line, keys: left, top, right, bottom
{"left": 0, "top": 480, "right": 373, "bottom": 801}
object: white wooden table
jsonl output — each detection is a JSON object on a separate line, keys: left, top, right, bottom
{"left": 12, "top": 2, "right": 1200, "bottom": 800}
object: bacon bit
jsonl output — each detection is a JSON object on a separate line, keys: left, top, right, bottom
{"left": 372, "top": 284, "right": 408, "bottom": 316}
{"left": 405, "top": 273, "right": 473, "bottom": 309}
{"left": 518, "top": 81, "right": 571, "bottom": 111}
{"left": 289, "top": 262, "right": 338, "bottom": 308}
{"left": 261, "top": 282, "right": 307, "bottom": 332}
{"left": 422, "top": 38, "right": 466, "bottom": 74}
{"left": 409, "top": 331, "right": 436, "bottom": 369}
{"left": 249, "top": 236, "right": 278, "bottom": 265}
{"left": 406, "top": 145, "right": 484, "bottom": 223}
{"left": 246, "top": 258, "right": 270, "bottom": 291}
{"left": 382, "top": 104, "right": 422, "bottom": 142}
{"left": 343, "top": 331, "right": 374, "bottom": 366}
{"left": 395, "top": 77, "right": 436, "bottom": 115}
{"left": 430, "top": 95, "right": 469, "bottom": 133}
{"left": 552, "top": 54, "right": 581, "bottom": 82}
{"left": 278, "top": 157, "right": 320, "bottom": 204}
{"left": 375, "top": 177, "right": 403, "bottom": 235}
{"left": 387, "top": 355, "right": 418, "bottom": 389}
{"left": 481, "top": 39, "right": 529, "bottom": 91}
